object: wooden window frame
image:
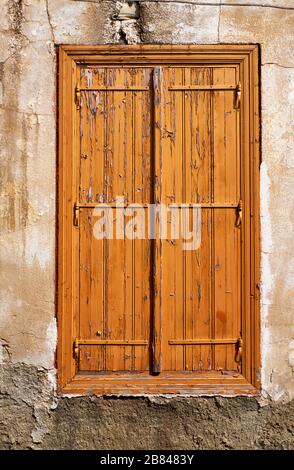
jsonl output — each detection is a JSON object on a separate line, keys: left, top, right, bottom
{"left": 57, "top": 45, "right": 260, "bottom": 396}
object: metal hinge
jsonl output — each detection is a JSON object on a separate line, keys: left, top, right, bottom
{"left": 235, "top": 81, "right": 241, "bottom": 109}
{"left": 235, "top": 337, "right": 242, "bottom": 363}
{"left": 75, "top": 87, "right": 81, "bottom": 110}
{"left": 73, "top": 202, "right": 79, "bottom": 227}
{"left": 236, "top": 199, "right": 242, "bottom": 228}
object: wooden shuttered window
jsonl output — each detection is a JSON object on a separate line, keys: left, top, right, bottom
{"left": 58, "top": 46, "right": 260, "bottom": 395}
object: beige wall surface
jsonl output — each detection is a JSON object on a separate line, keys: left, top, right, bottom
{"left": 0, "top": 0, "right": 293, "bottom": 415}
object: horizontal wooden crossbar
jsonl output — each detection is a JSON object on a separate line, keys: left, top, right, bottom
{"left": 78, "top": 86, "right": 150, "bottom": 91}
{"left": 73, "top": 202, "right": 240, "bottom": 226}
{"left": 74, "top": 339, "right": 148, "bottom": 359}
{"left": 76, "top": 339, "right": 148, "bottom": 346}
{"left": 75, "top": 203, "right": 239, "bottom": 209}
{"left": 76, "top": 203, "right": 149, "bottom": 209}
{"left": 169, "top": 338, "right": 239, "bottom": 345}
{"left": 169, "top": 85, "right": 237, "bottom": 91}
{"left": 78, "top": 86, "right": 237, "bottom": 92}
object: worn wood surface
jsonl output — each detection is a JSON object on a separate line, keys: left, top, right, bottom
{"left": 58, "top": 45, "right": 260, "bottom": 395}
{"left": 77, "top": 64, "right": 240, "bottom": 374}
{"left": 78, "top": 67, "right": 152, "bottom": 372}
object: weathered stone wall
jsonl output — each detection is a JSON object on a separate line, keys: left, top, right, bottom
{"left": 0, "top": 0, "right": 293, "bottom": 449}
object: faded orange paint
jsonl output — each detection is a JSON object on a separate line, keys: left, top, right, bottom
{"left": 58, "top": 46, "right": 260, "bottom": 395}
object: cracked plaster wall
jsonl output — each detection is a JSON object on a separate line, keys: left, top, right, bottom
{"left": 0, "top": 0, "right": 293, "bottom": 449}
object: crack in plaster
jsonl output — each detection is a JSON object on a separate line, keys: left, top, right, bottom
{"left": 0, "top": 51, "right": 22, "bottom": 66}
{"left": 262, "top": 62, "right": 294, "bottom": 69}
{"left": 45, "top": 0, "right": 55, "bottom": 43}
{"left": 137, "top": 1, "right": 294, "bottom": 11}
{"left": 217, "top": 0, "right": 221, "bottom": 42}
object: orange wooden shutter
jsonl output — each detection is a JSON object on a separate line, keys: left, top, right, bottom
{"left": 77, "top": 67, "right": 152, "bottom": 372}
{"left": 155, "top": 66, "right": 241, "bottom": 373}
{"left": 76, "top": 64, "right": 241, "bottom": 374}
{"left": 58, "top": 46, "right": 260, "bottom": 395}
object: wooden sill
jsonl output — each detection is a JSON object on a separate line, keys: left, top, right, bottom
{"left": 60, "top": 371, "right": 260, "bottom": 397}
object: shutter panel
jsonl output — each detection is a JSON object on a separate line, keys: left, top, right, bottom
{"left": 157, "top": 66, "right": 241, "bottom": 372}
{"left": 77, "top": 67, "right": 153, "bottom": 372}
{"left": 75, "top": 65, "right": 241, "bottom": 374}
{"left": 59, "top": 46, "right": 260, "bottom": 395}
{"left": 152, "top": 66, "right": 163, "bottom": 373}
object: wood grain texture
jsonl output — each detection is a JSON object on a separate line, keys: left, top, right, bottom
{"left": 158, "top": 66, "right": 240, "bottom": 372}
{"left": 78, "top": 67, "right": 152, "bottom": 372}
{"left": 58, "top": 45, "right": 260, "bottom": 395}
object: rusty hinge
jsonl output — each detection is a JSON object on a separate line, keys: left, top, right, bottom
{"left": 236, "top": 199, "right": 242, "bottom": 228}
{"left": 235, "top": 336, "right": 242, "bottom": 363}
{"left": 73, "top": 202, "right": 79, "bottom": 227}
{"left": 235, "top": 81, "right": 241, "bottom": 109}
{"left": 75, "top": 87, "right": 81, "bottom": 110}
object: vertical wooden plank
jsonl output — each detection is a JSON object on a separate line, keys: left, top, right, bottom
{"left": 162, "top": 67, "right": 176, "bottom": 371}
{"left": 141, "top": 68, "right": 152, "bottom": 371}
{"left": 152, "top": 66, "right": 163, "bottom": 373}
{"left": 251, "top": 47, "right": 261, "bottom": 388}
{"left": 133, "top": 68, "right": 151, "bottom": 371}
{"left": 58, "top": 47, "right": 68, "bottom": 387}
{"left": 133, "top": 69, "right": 143, "bottom": 371}
{"left": 103, "top": 67, "right": 113, "bottom": 371}
{"left": 162, "top": 67, "right": 185, "bottom": 371}
{"left": 173, "top": 67, "right": 185, "bottom": 371}
{"left": 183, "top": 67, "right": 193, "bottom": 371}
{"left": 191, "top": 67, "right": 213, "bottom": 371}
{"left": 160, "top": 67, "right": 175, "bottom": 371}
{"left": 213, "top": 67, "right": 240, "bottom": 371}
{"left": 213, "top": 68, "right": 227, "bottom": 371}
{"left": 223, "top": 66, "right": 240, "bottom": 371}
{"left": 79, "top": 210, "right": 93, "bottom": 370}
{"left": 123, "top": 68, "right": 135, "bottom": 371}
{"left": 79, "top": 69, "right": 93, "bottom": 203}
{"left": 58, "top": 48, "right": 78, "bottom": 386}
{"left": 72, "top": 60, "right": 80, "bottom": 379}
{"left": 242, "top": 56, "right": 252, "bottom": 381}
{"left": 79, "top": 69, "right": 96, "bottom": 370}
{"left": 106, "top": 68, "right": 127, "bottom": 371}
{"left": 190, "top": 67, "right": 198, "bottom": 371}
{"left": 92, "top": 68, "right": 106, "bottom": 204}
{"left": 91, "top": 68, "right": 106, "bottom": 371}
